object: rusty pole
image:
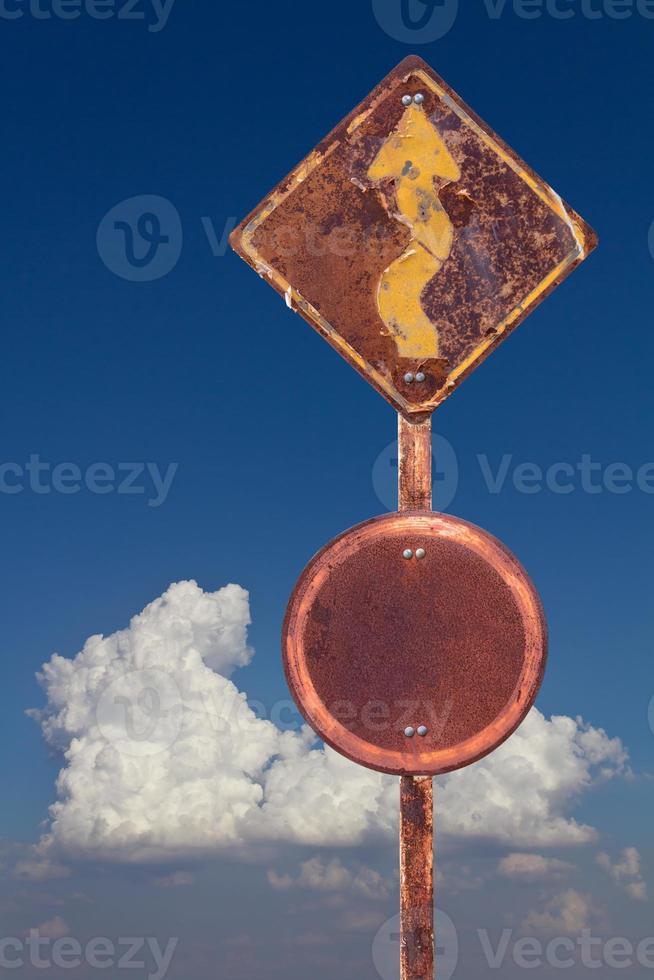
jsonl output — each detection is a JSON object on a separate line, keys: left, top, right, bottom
{"left": 398, "top": 414, "right": 434, "bottom": 980}
{"left": 398, "top": 415, "right": 432, "bottom": 513}
{"left": 400, "top": 774, "right": 434, "bottom": 980}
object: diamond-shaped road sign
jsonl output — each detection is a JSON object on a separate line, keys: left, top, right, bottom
{"left": 230, "top": 56, "right": 597, "bottom": 420}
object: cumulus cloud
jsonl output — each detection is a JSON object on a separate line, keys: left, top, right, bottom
{"left": 29, "top": 581, "right": 629, "bottom": 865}
{"left": 268, "top": 857, "right": 392, "bottom": 899}
{"left": 437, "top": 710, "right": 626, "bottom": 849}
{"left": 597, "top": 848, "right": 647, "bottom": 902}
{"left": 498, "top": 854, "right": 574, "bottom": 882}
{"left": 521, "top": 889, "right": 603, "bottom": 936}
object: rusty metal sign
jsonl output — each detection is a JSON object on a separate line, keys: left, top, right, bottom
{"left": 283, "top": 511, "right": 547, "bottom": 776}
{"left": 230, "top": 56, "right": 596, "bottom": 980}
{"left": 230, "top": 55, "right": 597, "bottom": 420}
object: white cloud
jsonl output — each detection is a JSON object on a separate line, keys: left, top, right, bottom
{"left": 437, "top": 710, "right": 627, "bottom": 849}
{"left": 498, "top": 853, "right": 574, "bottom": 882}
{"left": 625, "top": 881, "right": 648, "bottom": 902}
{"left": 29, "top": 581, "right": 629, "bottom": 865}
{"left": 13, "top": 841, "right": 71, "bottom": 881}
{"left": 27, "top": 916, "right": 70, "bottom": 940}
{"left": 521, "top": 890, "right": 601, "bottom": 936}
{"left": 268, "top": 857, "right": 392, "bottom": 899}
{"left": 597, "top": 848, "right": 647, "bottom": 901}
{"left": 154, "top": 871, "right": 194, "bottom": 888}
{"left": 13, "top": 858, "right": 71, "bottom": 882}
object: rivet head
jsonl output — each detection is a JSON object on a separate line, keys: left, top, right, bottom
{"left": 403, "top": 549, "right": 414, "bottom": 560}
{"left": 404, "top": 372, "right": 414, "bottom": 384}
{"left": 417, "top": 725, "right": 428, "bottom": 737}
{"left": 415, "top": 371, "right": 426, "bottom": 383}
{"left": 414, "top": 93, "right": 425, "bottom": 105}
{"left": 404, "top": 726, "right": 415, "bottom": 737}
{"left": 402, "top": 95, "right": 412, "bottom": 106}
{"left": 416, "top": 548, "right": 426, "bottom": 560}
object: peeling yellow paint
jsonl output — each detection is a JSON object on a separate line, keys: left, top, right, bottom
{"left": 367, "top": 104, "right": 460, "bottom": 359}
{"left": 347, "top": 106, "right": 374, "bottom": 134}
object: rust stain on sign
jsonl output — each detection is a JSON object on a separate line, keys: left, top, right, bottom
{"left": 230, "top": 55, "right": 597, "bottom": 420}
{"left": 283, "top": 511, "right": 547, "bottom": 776}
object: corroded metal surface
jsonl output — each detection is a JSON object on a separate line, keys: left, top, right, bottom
{"left": 400, "top": 776, "right": 434, "bottom": 980}
{"left": 282, "top": 512, "right": 547, "bottom": 776}
{"left": 230, "top": 55, "right": 597, "bottom": 421}
{"left": 398, "top": 409, "right": 436, "bottom": 980}
{"left": 398, "top": 415, "right": 432, "bottom": 512}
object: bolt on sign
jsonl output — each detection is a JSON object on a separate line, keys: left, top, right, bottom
{"left": 230, "top": 56, "right": 596, "bottom": 980}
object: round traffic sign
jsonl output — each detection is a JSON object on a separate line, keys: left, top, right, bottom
{"left": 283, "top": 512, "right": 547, "bottom": 776}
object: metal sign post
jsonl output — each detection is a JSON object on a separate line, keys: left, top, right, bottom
{"left": 398, "top": 415, "right": 434, "bottom": 980}
{"left": 231, "top": 55, "right": 597, "bottom": 979}
{"left": 400, "top": 773, "right": 434, "bottom": 980}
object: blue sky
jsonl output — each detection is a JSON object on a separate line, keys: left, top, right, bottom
{"left": 1, "top": 1, "right": 654, "bottom": 977}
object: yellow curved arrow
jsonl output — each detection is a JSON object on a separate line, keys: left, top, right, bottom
{"left": 367, "top": 102, "right": 460, "bottom": 360}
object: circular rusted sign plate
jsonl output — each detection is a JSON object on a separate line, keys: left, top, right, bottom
{"left": 283, "top": 512, "right": 547, "bottom": 776}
